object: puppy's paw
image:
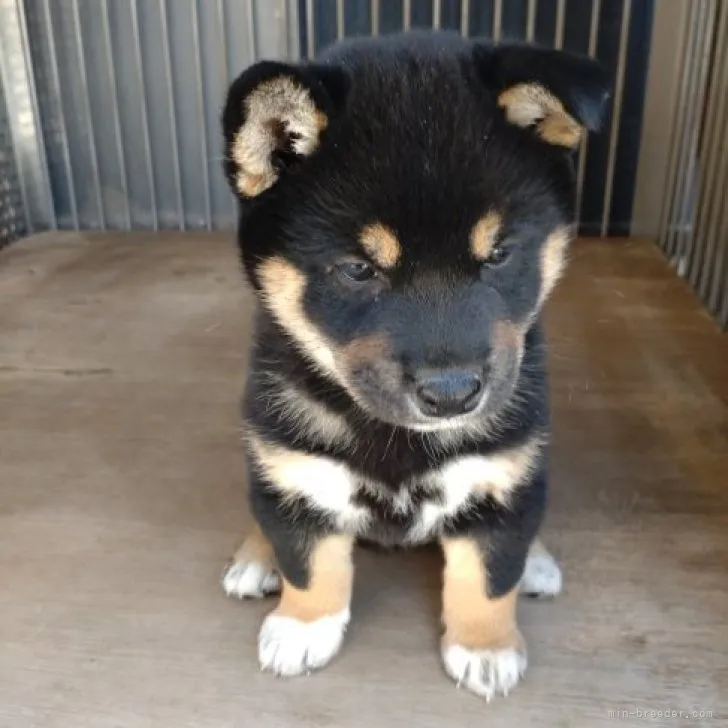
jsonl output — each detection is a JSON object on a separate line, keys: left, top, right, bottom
{"left": 442, "top": 641, "right": 527, "bottom": 701}
{"left": 258, "top": 608, "right": 350, "bottom": 677}
{"left": 222, "top": 561, "right": 281, "bottom": 600}
{"left": 520, "top": 547, "right": 562, "bottom": 598}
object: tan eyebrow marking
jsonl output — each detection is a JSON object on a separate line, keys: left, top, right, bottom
{"left": 469, "top": 211, "right": 502, "bottom": 261}
{"left": 359, "top": 223, "right": 402, "bottom": 269}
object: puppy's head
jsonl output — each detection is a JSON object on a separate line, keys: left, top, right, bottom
{"left": 222, "top": 34, "right": 608, "bottom": 430}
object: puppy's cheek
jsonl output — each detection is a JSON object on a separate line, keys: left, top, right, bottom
{"left": 345, "top": 362, "right": 410, "bottom": 421}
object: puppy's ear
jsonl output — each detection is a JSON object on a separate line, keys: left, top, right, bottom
{"left": 474, "top": 44, "right": 610, "bottom": 149}
{"left": 222, "top": 61, "right": 347, "bottom": 198}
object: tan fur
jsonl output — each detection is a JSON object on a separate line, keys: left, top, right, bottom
{"left": 233, "top": 523, "right": 277, "bottom": 571}
{"left": 539, "top": 226, "right": 571, "bottom": 304}
{"left": 231, "top": 76, "right": 328, "bottom": 197}
{"left": 440, "top": 537, "right": 523, "bottom": 651}
{"left": 470, "top": 212, "right": 502, "bottom": 261}
{"left": 257, "top": 256, "right": 343, "bottom": 383}
{"left": 245, "top": 432, "right": 369, "bottom": 530}
{"left": 359, "top": 223, "right": 402, "bottom": 269}
{"left": 275, "top": 534, "right": 354, "bottom": 622}
{"left": 498, "top": 83, "right": 582, "bottom": 148}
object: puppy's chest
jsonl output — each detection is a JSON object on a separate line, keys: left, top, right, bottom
{"left": 318, "top": 451, "right": 525, "bottom": 546}
{"left": 352, "top": 478, "right": 449, "bottom": 547}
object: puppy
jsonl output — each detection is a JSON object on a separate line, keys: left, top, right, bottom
{"left": 219, "top": 31, "right": 608, "bottom": 701}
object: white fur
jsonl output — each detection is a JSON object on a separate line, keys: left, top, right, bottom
{"left": 407, "top": 440, "right": 541, "bottom": 543}
{"left": 222, "top": 561, "right": 281, "bottom": 600}
{"left": 248, "top": 436, "right": 370, "bottom": 532}
{"left": 442, "top": 643, "right": 527, "bottom": 701}
{"left": 520, "top": 549, "right": 563, "bottom": 597}
{"left": 258, "top": 608, "right": 350, "bottom": 676}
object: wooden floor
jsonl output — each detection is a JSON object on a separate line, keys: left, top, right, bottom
{"left": 1, "top": 233, "right": 726, "bottom": 727}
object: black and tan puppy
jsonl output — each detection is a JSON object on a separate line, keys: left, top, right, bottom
{"left": 220, "top": 31, "right": 608, "bottom": 700}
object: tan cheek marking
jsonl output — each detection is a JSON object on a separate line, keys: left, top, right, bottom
{"left": 440, "top": 538, "right": 523, "bottom": 651}
{"left": 276, "top": 534, "right": 355, "bottom": 622}
{"left": 359, "top": 223, "right": 401, "bottom": 269}
{"left": 341, "top": 334, "right": 390, "bottom": 367}
{"left": 470, "top": 211, "right": 502, "bottom": 261}
{"left": 232, "top": 523, "right": 277, "bottom": 571}
{"left": 257, "top": 256, "right": 341, "bottom": 382}
{"left": 539, "top": 226, "right": 571, "bottom": 304}
{"left": 231, "top": 76, "right": 327, "bottom": 198}
{"left": 498, "top": 82, "right": 582, "bottom": 149}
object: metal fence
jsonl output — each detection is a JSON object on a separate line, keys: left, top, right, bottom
{"left": 0, "top": 0, "right": 653, "bottom": 243}
{"left": 655, "top": 0, "right": 728, "bottom": 329}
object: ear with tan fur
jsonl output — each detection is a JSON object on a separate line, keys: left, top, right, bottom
{"left": 475, "top": 44, "right": 610, "bottom": 149}
{"left": 221, "top": 61, "right": 346, "bottom": 198}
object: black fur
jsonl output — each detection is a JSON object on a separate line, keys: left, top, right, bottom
{"left": 223, "top": 32, "right": 608, "bottom": 593}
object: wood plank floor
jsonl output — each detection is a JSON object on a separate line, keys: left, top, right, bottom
{"left": 1, "top": 233, "right": 726, "bottom": 727}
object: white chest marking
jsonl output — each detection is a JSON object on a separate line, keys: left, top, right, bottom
{"left": 247, "top": 434, "right": 369, "bottom": 531}
{"left": 407, "top": 438, "right": 544, "bottom": 543}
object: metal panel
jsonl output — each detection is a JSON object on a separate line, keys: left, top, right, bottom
{"left": 1, "top": 0, "right": 654, "bottom": 239}
{"left": 0, "top": 61, "right": 26, "bottom": 246}
{"left": 0, "top": 0, "right": 53, "bottom": 233}
{"left": 650, "top": 0, "right": 728, "bottom": 328}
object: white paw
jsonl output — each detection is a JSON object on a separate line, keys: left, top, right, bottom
{"left": 258, "top": 608, "right": 349, "bottom": 677}
{"left": 222, "top": 561, "right": 281, "bottom": 599}
{"left": 442, "top": 643, "right": 527, "bottom": 701}
{"left": 520, "top": 549, "right": 562, "bottom": 597}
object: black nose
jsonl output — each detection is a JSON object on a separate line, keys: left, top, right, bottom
{"left": 414, "top": 368, "right": 484, "bottom": 418}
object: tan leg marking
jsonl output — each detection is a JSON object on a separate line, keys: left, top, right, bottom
{"left": 440, "top": 537, "right": 526, "bottom": 700}
{"left": 275, "top": 533, "right": 354, "bottom": 622}
{"left": 441, "top": 538, "right": 522, "bottom": 651}
{"left": 258, "top": 534, "right": 355, "bottom": 676}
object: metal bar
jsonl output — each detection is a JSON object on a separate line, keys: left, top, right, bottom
{"left": 17, "top": 0, "right": 55, "bottom": 230}
{"left": 655, "top": 1, "right": 699, "bottom": 250}
{"left": 0, "top": 16, "right": 31, "bottom": 234}
{"left": 690, "top": 0, "right": 728, "bottom": 290}
{"left": 159, "top": 0, "right": 185, "bottom": 230}
{"left": 191, "top": 0, "right": 212, "bottom": 230}
{"left": 72, "top": 0, "right": 105, "bottom": 229}
{"left": 403, "top": 0, "right": 411, "bottom": 31}
{"left": 600, "top": 0, "right": 632, "bottom": 236}
{"left": 713, "top": 199, "right": 728, "bottom": 320}
{"left": 493, "top": 0, "right": 503, "bottom": 41}
{"left": 101, "top": 0, "right": 131, "bottom": 229}
{"left": 283, "top": 0, "right": 301, "bottom": 61}
{"left": 554, "top": 0, "right": 566, "bottom": 49}
{"left": 460, "top": 0, "right": 469, "bottom": 36}
{"left": 131, "top": 0, "right": 158, "bottom": 230}
{"left": 432, "top": 0, "right": 441, "bottom": 29}
{"left": 217, "top": 0, "right": 236, "bottom": 225}
{"left": 575, "top": 0, "right": 601, "bottom": 226}
{"left": 305, "top": 0, "right": 314, "bottom": 58}
{"left": 526, "top": 0, "right": 537, "bottom": 42}
{"left": 672, "top": 0, "right": 716, "bottom": 269}
{"left": 336, "top": 0, "right": 344, "bottom": 40}
{"left": 663, "top": 0, "right": 708, "bottom": 258}
{"left": 43, "top": 0, "right": 78, "bottom": 229}
{"left": 372, "top": 0, "right": 380, "bottom": 35}
{"left": 245, "top": 0, "right": 257, "bottom": 61}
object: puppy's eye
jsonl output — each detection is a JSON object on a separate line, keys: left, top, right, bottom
{"left": 483, "top": 244, "right": 511, "bottom": 268}
{"left": 337, "top": 261, "right": 377, "bottom": 283}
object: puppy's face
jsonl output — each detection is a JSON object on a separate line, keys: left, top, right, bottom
{"left": 223, "top": 37, "right": 608, "bottom": 430}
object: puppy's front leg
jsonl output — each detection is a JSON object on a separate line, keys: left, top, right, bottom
{"left": 259, "top": 531, "right": 354, "bottom": 676}
{"left": 440, "top": 536, "right": 527, "bottom": 701}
